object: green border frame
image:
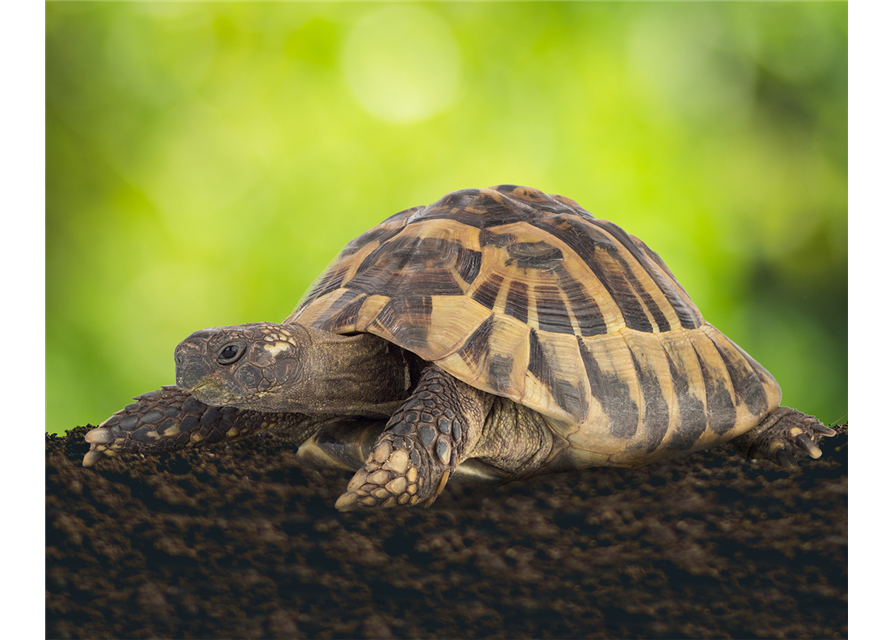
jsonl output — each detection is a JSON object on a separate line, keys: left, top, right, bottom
{"left": 848, "top": 0, "right": 893, "bottom": 638}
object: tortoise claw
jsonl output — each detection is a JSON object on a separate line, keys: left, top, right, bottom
{"left": 82, "top": 448, "right": 108, "bottom": 467}
{"left": 735, "top": 407, "right": 837, "bottom": 470}
{"left": 85, "top": 426, "right": 115, "bottom": 445}
{"left": 775, "top": 449, "right": 797, "bottom": 470}
{"left": 83, "top": 425, "right": 125, "bottom": 467}
{"left": 793, "top": 433, "right": 823, "bottom": 459}
{"left": 812, "top": 424, "right": 837, "bottom": 437}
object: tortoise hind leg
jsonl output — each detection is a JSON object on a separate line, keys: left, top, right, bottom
{"left": 732, "top": 406, "right": 836, "bottom": 469}
{"left": 335, "top": 365, "right": 494, "bottom": 511}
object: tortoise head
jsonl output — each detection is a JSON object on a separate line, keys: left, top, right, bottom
{"left": 175, "top": 322, "right": 309, "bottom": 410}
{"left": 174, "top": 321, "right": 411, "bottom": 415}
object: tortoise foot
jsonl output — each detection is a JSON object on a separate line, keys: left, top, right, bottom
{"left": 82, "top": 387, "right": 204, "bottom": 466}
{"left": 734, "top": 406, "right": 836, "bottom": 469}
{"left": 82, "top": 424, "right": 125, "bottom": 466}
{"left": 335, "top": 365, "right": 487, "bottom": 511}
{"left": 334, "top": 436, "right": 436, "bottom": 511}
{"left": 82, "top": 386, "right": 308, "bottom": 467}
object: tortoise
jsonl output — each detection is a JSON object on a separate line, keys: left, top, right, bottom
{"left": 82, "top": 185, "right": 835, "bottom": 510}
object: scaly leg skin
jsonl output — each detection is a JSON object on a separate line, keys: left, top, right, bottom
{"left": 335, "top": 366, "right": 494, "bottom": 511}
{"left": 732, "top": 406, "right": 837, "bottom": 469}
{"left": 82, "top": 386, "right": 320, "bottom": 467}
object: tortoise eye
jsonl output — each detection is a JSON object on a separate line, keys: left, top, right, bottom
{"left": 217, "top": 343, "right": 245, "bottom": 365}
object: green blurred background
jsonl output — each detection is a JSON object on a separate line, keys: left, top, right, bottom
{"left": 46, "top": 2, "right": 847, "bottom": 435}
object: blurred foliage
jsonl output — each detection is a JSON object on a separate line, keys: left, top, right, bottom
{"left": 46, "top": 2, "right": 847, "bottom": 435}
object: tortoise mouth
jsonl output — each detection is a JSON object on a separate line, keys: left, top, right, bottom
{"left": 181, "top": 379, "right": 244, "bottom": 407}
{"left": 182, "top": 378, "right": 281, "bottom": 412}
{"left": 180, "top": 379, "right": 226, "bottom": 404}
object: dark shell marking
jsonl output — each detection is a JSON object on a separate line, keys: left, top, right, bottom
{"left": 290, "top": 185, "right": 781, "bottom": 467}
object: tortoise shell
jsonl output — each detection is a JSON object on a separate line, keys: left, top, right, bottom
{"left": 288, "top": 185, "right": 781, "bottom": 467}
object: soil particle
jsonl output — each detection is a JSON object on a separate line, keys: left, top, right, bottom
{"left": 47, "top": 425, "right": 847, "bottom": 639}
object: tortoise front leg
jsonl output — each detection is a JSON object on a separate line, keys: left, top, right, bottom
{"left": 335, "top": 366, "right": 494, "bottom": 510}
{"left": 731, "top": 406, "right": 836, "bottom": 468}
{"left": 82, "top": 386, "right": 320, "bottom": 466}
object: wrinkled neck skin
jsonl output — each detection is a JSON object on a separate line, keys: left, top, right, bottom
{"left": 295, "top": 329, "right": 413, "bottom": 416}
{"left": 175, "top": 322, "right": 414, "bottom": 417}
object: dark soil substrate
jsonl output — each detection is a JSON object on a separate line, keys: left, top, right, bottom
{"left": 46, "top": 425, "right": 847, "bottom": 639}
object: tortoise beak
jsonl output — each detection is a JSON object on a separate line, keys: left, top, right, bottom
{"left": 174, "top": 337, "right": 212, "bottom": 391}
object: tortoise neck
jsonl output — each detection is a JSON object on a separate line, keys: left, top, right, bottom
{"left": 291, "top": 327, "right": 412, "bottom": 416}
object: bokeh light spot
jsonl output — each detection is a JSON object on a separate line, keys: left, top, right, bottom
{"left": 341, "top": 6, "right": 462, "bottom": 124}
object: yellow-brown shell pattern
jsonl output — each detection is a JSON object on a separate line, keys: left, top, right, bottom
{"left": 288, "top": 186, "right": 781, "bottom": 466}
